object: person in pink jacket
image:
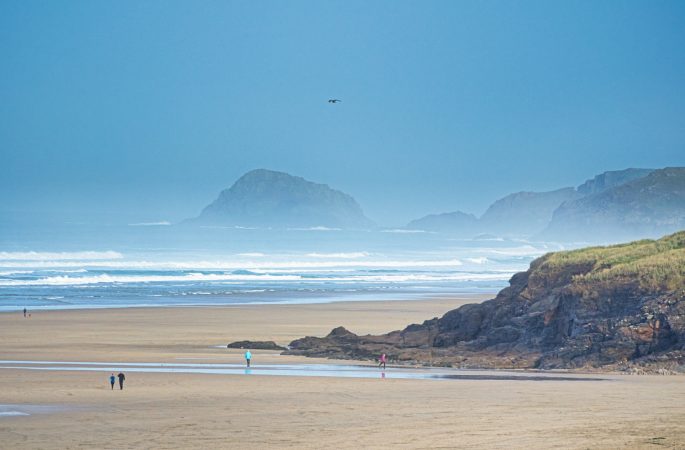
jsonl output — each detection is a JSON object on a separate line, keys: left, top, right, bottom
{"left": 378, "top": 353, "right": 387, "bottom": 370}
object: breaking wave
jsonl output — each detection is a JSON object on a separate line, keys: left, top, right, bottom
{"left": 0, "top": 251, "right": 123, "bottom": 261}
{"left": 305, "top": 252, "right": 370, "bottom": 258}
{"left": 0, "top": 258, "right": 466, "bottom": 270}
{"left": 0, "top": 271, "right": 512, "bottom": 287}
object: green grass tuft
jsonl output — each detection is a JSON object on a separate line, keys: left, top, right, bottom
{"left": 530, "top": 231, "right": 685, "bottom": 296}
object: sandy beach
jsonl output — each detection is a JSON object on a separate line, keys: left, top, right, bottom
{"left": 1, "top": 296, "right": 684, "bottom": 449}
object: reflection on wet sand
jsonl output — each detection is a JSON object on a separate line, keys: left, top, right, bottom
{"left": 0, "top": 360, "right": 607, "bottom": 382}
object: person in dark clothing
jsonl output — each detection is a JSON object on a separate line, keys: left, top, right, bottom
{"left": 109, "top": 373, "right": 116, "bottom": 390}
{"left": 117, "top": 372, "right": 125, "bottom": 390}
{"left": 23, "top": 308, "right": 27, "bottom": 318}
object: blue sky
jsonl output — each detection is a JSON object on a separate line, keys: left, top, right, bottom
{"left": 1, "top": 1, "right": 684, "bottom": 225}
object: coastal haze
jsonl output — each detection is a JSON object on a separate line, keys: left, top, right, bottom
{"left": 2, "top": 165, "right": 683, "bottom": 312}
{"left": 0, "top": 215, "right": 549, "bottom": 311}
{"left": 2, "top": 1, "right": 685, "bottom": 449}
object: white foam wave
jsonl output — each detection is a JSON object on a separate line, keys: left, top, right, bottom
{"left": 237, "top": 252, "right": 265, "bottom": 257}
{"left": 305, "top": 252, "right": 370, "bottom": 259}
{"left": 0, "top": 269, "right": 88, "bottom": 276}
{"left": 288, "top": 226, "right": 342, "bottom": 231}
{"left": 0, "top": 258, "right": 464, "bottom": 270}
{"left": 0, "top": 270, "right": 34, "bottom": 276}
{"left": 465, "top": 257, "right": 489, "bottom": 264}
{"left": 0, "top": 273, "right": 304, "bottom": 286}
{"left": 0, "top": 251, "right": 123, "bottom": 261}
{"left": 0, "top": 270, "right": 511, "bottom": 286}
{"left": 357, "top": 273, "right": 510, "bottom": 282}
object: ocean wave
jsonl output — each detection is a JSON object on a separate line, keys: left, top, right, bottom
{"left": 0, "top": 271, "right": 512, "bottom": 286}
{"left": 0, "top": 258, "right": 465, "bottom": 270}
{"left": 465, "top": 257, "right": 489, "bottom": 264}
{"left": 0, "top": 269, "right": 89, "bottom": 276}
{"left": 0, "top": 270, "right": 34, "bottom": 276}
{"left": 0, "top": 272, "right": 305, "bottom": 286}
{"left": 0, "top": 251, "right": 123, "bottom": 261}
{"left": 305, "top": 252, "right": 370, "bottom": 258}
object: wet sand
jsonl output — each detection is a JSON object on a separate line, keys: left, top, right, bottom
{"left": 1, "top": 296, "right": 684, "bottom": 449}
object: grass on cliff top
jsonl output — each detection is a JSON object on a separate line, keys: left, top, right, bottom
{"left": 539, "top": 231, "right": 685, "bottom": 293}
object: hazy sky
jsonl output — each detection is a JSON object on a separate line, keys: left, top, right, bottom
{"left": 2, "top": 1, "right": 684, "bottom": 225}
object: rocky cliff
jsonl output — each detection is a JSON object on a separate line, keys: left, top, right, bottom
{"left": 478, "top": 188, "right": 580, "bottom": 236}
{"left": 287, "top": 231, "right": 685, "bottom": 372}
{"left": 404, "top": 167, "right": 678, "bottom": 240}
{"left": 193, "top": 169, "right": 374, "bottom": 229}
{"left": 576, "top": 168, "right": 654, "bottom": 196}
{"left": 404, "top": 188, "right": 580, "bottom": 236}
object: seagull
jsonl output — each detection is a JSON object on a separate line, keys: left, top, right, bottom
{"left": 328, "top": 99, "right": 341, "bottom": 103}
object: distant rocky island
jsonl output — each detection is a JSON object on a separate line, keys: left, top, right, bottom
{"left": 287, "top": 231, "right": 685, "bottom": 373}
{"left": 407, "top": 167, "right": 685, "bottom": 242}
{"left": 541, "top": 167, "right": 685, "bottom": 241}
{"left": 190, "top": 169, "right": 374, "bottom": 229}
{"left": 187, "top": 166, "right": 684, "bottom": 240}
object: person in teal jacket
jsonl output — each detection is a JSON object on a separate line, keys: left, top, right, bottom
{"left": 109, "top": 373, "right": 116, "bottom": 390}
{"left": 245, "top": 350, "right": 252, "bottom": 367}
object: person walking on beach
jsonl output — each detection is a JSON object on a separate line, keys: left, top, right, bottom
{"left": 109, "top": 373, "right": 116, "bottom": 390}
{"left": 379, "top": 353, "right": 387, "bottom": 370}
{"left": 117, "top": 372, "right": 125, "bottom": 390}
{"left": 245, "top": 350, "right": 252, "bottom": 367}
{"left": 23, "top": 307, "right": 27, "bottom": 318}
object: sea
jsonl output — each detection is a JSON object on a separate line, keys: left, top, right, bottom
{"left": 0, "top": 214, "right": 569, "bottom": 312}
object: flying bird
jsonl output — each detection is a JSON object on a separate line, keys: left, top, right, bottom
{"left": 328, "top": 99, "right": 341, "bottom": 103}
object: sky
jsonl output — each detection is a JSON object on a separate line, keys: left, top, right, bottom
{"left": 1, "top": 0, "right": 684, "bottom": 226}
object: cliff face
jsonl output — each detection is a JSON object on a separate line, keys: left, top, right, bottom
{"left": 478, "top": 188, "right": 580, "bottom": 236}
{"left": 405, "top": 188, "right": 580, "bottom": 236}
{"left": 404, "top": 167, "right": 680, "bottom": 240}
{"left": 541, "top": 167, "right": 685, "bottom": 242}
{"left": 288, "top": 232, "right": 685, "bottom": 371}
{"left": 194, "top": 169, "right": 374, "bottom": 229}
{"left": 576, "top": 168, "right": 654, "bottom": 196}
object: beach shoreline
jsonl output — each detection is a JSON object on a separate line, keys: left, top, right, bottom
{"left": 0, "top": 291, "right": 498, "bottom": 314}
{"left": 2, "top": 296, "right": 684, "bottom": 449}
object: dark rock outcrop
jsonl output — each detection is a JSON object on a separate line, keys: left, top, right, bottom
{"left": 287, "top": 232, "right": 685, "bottom": 371}
{"left": 193, "top": 169, "right": 374, "bottom": 229}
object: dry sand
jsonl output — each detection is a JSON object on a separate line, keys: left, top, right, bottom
{"left": 1, "top": 296, "right": 684, "bottom": 449}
